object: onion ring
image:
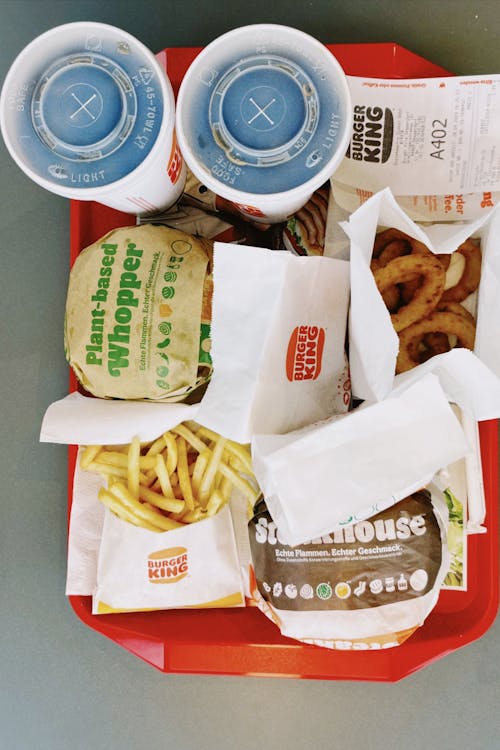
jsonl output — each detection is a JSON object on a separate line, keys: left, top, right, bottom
{"left": 371, "top": 257, "right": 401, "bottom": 311}
{"left": 373, "top": 228, "right": 413, "bottom": 258}
{"left": 373, "top": 254, "right": 446, "bottom": 332}
{"left": 406, "top": 302, "right": 475, "bottom": 363}
{"left": 408, "top": 331, "right": 451, "bottom": 363}
{"left": 378, "top": 239, "right": 411, "bottom": 266}
{"left": 440, "top": 239, "right": 481, "bottom": 303}
{"left": 372, "top": 229, "right": 450, "bottom": 311}
{"left": 396, "top": 310, "right": 476, "bottom": 373}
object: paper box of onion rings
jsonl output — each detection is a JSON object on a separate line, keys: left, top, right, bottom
{"left": 342, "top": 187, "right": 500, "bottom": 420}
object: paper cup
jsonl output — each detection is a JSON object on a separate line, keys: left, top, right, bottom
{"left": 176, "top": 24, "right": 352, "bottom": 223}
{"left": 0, "top": 22, "right": 186, "bottom": 215}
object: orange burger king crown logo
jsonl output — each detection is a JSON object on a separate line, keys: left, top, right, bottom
{"left": 147, "top": 546, "right": 188, "bottom": 584}
{"left": 286, "top": 325, "right": 325, "bottom": 381}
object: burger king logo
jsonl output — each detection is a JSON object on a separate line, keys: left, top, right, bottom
{"left": 346, "top": 105, "right": 394, "bottom": 163}
{"left": 286, "top": 325, "right": 325, "bottom": 381}
{"left": 147, "top": 546, "right": 188, "bottom": 584}
{"left": 231, "top": 201, "right": 265, "bottom": 217}
{"left": 166, "top": 134, "right": 183, "bottom": 185}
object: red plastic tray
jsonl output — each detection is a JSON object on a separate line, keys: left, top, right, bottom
{"left": 67, "top": 43, "right": 499, "bottom": 681}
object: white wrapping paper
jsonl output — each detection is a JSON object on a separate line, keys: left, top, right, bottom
{"left": 251, "top": 374, "right": 469, "bottom": 547}
{"left": 341, "top": 188, "right": 500, "bottom": 419}
{"left": 197, "top": 242, "right": 350, "bottom": 443}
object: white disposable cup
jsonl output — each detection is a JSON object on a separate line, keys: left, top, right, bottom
{"left": 176, "top": 24, "right": 352, "bottom": 223}
{"left": 0, "top": 22, "right": 186, "bottom": 215}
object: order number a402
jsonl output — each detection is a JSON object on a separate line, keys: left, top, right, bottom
{"left": 430, "top": 119, "right": 447, "bottom": 160}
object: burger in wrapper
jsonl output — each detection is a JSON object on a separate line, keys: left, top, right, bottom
{"left": 248, "top": 487, "right": 450, "bottom": 650}
{"left": 65, "top": 224, "right": 213, "bottom": 401}
{"left": 281, "top": 183, "right": 330, "bottom": 256}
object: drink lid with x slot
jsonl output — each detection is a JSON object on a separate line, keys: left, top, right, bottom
{"left": 0, "top": 22, "right": 169, "bottom": 193}
{"left": 176, "top": 25, "right": 352, "bottom": 199}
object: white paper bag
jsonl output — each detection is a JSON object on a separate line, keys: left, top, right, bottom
{"left": 197, "top": 242, "right": 350, "bottom": 443}
{"left": 251, "top": 374, "right": 469, "bottom": 546}
{"left": 341, "top": 188, "right": 500, "bottom": 419}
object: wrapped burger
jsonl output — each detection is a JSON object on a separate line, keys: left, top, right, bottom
{"left": 65, "top": 224, "right": 213, "bottom": 402}
{"left": 248, "top": 486, "right": 450, "bottom": 650}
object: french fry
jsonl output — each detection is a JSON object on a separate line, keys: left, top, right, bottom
{"left": 162, "top": 432, "right": 178, "bottom": 475}
{"left": 103, "top": 444, "right": 130, "bottom": 453}
{"left": 138, "top": 484, "right": 185, "bottom": 514}
{"left": 219, "top": 475, "right": 234, "bottom": 503}
{"left": 217, "top": 460, "right": 259, "bottom": 502}
{"left": 110, "top": 482, "right": 184, "bottom": 531}
{"left": 94, "top": 451, "right": 157, "bottom": 471}
{"left": 98, "top": 488, "right": 164, "bottom": 532}
{"left": 178, "top": 506, "right": 206, "bottom": 524}
{"left": 198, "top": 427, "right": 253, "bottom": 473}
{"left": 199, "top": 436, "right": 227, "bottom": 504}
{"left": 80, "top": 445, "right": 102, "bottom": 469}
{"left": 206, "top": 488, "right": 224, "bottom": 517}
{"left": 176, "top": 435, "right": 195, "bottom": 510}
{"left": 171, "top": 423, "right": 206, "bottom": 453}
{"left": 86, "top": 461, "right": 149, "bottom": 485}
{"left": 154, "top": 453, "right": 174, "bottom": 498}
{"left": 127, "top": 436, "right": 141, "bottom": 500}
{"left": 145, "top": 435, "right": 166, "bottom": 456}
{"left": 192, "top": 449, "right": 210, "bottom": 501}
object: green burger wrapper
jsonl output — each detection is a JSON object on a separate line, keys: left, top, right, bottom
{"left": 65, "top": 224, "right": 213, "bottom": 401}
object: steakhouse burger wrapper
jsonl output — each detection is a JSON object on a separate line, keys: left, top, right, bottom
{"left": 248, "top": 487, "right": 450, "bottom": 650}
{"left": 65, "top": 224, "right": 213, "bottom": 402}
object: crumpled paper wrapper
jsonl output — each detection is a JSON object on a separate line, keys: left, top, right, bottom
{"left": 251, "top": 374, "right": 469, "bottom": 546}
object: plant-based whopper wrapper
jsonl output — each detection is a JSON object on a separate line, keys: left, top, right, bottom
{"left": 65, "top": 224, "right": 213, "bottom": 401}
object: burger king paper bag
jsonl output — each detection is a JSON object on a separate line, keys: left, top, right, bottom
{"left": 341, "top": 188, "right": 500, "bottom": 419}
{"left": 196, "top": 242, "right": 350, "bottom": 443}
{"left": 251, "top": 374, "right": 468, "bottom": 546}
{"left": 93, "top": 503, "right": 244, "bottom": 614}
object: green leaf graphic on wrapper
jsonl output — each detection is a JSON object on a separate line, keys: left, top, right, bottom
{"left": 443, "top": 488, "right": 464, "bottom": 588}
{"left": 159, "top": 322, "right": 172, "bottom": 336}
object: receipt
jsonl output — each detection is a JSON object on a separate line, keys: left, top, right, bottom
{"left": 331, "top": 74, "right": 500, "bottom": 220}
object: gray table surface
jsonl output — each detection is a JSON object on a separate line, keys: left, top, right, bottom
{"left": 1, "top": 2, "right": 499, "bottom": 749}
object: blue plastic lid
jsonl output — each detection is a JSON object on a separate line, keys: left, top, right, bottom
{"left": 4, "top": 36, "right": 165, "bottom": 189}
{"left": 179, "top": 44, "right": 349, "bottom": 195}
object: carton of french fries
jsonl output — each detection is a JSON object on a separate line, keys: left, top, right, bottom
{"left": 73, "top": 418, "right": 260, "bottom": 613}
